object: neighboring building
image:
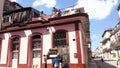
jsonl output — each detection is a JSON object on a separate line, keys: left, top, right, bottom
{"left": 0, "top": 0, "right": 5, "bottom": 30}
{"left": 94, "top": 4, "right": 120, "bottom": 61}
{"left": 100, "top": 29, "right": 114, "bottom": 60}
{"left": 92, "top": 44, "right": 103, "bottom": 58}
{"left": 0, "top": 0, "right": 91, "bottom": 68}
{"left": 110, "top": 24, "right": 120, "bottom": 60}
{"left": 110, "top": 21, "right": 120, "bottom": 60}
{"left": 3, "top": 0, "right": 23, "bottom": 13}
{"left": 118, "top": 4, "right": 120, "bottom": 18}
{"left": 109, "top": 4, "right": 120, "bottom": 60}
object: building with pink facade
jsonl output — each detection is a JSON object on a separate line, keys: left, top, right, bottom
{"left": 0, "top": 0, "right": 91, "bottom": 68}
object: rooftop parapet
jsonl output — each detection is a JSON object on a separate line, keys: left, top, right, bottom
{"left": 51, "top": 7, "right": 85, "bottom": 18}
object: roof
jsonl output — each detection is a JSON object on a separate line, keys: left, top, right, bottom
{"left": 3, "top": 0, "right": 23, "bottom": 13}
{"left": 102, "top": 29, "right": 112, "bottom": 37}
{"left": 3, "top": 7, "right": 39, "bottom": 16}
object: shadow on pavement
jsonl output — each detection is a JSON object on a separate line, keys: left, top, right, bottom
{"left": 94, "top": 59, "right": 117, "bottom": 68}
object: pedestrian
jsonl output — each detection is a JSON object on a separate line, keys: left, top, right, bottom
{"left": 53, "top": 56, "right": 60, "bottom": 68}
{"left": 117, "top": 58, "right": 120, "bottom": 65}
{"left": 59, "top": 55, "right": 63, "bottom": 68}
{"left": 101, "top": 58, "right": 104, "bottom": 63}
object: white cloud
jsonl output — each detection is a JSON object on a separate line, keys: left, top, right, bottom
{"left": 10, "top": 0, "right": 17, "bottom": 2}
{"left": 74, "top": 0, "right": 118, "bottom": 20}
{"left": 32, "top": 0, "right": 56, "bottom": 8}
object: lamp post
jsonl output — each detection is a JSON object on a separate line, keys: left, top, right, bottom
{"left": 88, "top": 42, "right": 92, "bottom": 62}
{"left": 44, "top": 55, "right": 47, "bottom": 68}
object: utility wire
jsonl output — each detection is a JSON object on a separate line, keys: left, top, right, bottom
{"left": 59, "top": 0, "right": 77, "bottom": 11}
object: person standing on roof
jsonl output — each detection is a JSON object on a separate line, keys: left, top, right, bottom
{"left": 52, "top": 7, "right": 61, "bottom": 17}
{"left": 53, "top": 7, "right": 59, "bottom": 13}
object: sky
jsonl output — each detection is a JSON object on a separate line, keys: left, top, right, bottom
{"left": 10, "top": 0, "right": 120, "bottom": 51}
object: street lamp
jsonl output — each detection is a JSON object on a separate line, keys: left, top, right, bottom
{"left": 44, "top": 55, "right": 47, "bottom": 68}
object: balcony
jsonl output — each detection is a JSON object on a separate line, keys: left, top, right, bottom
{"left": 2, "top": 7, "right": 43, "bottom": 29}
{"left": 102, "top": 48, "right": 108, "bottom": 53}
{"left": 110, "top": 37, "right": 120, "bottom": 50}
{"left": 101, "top": 37, "right": 110, "bottom": 44}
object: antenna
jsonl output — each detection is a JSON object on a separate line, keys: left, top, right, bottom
{"left": 59, "top": 0, "right": 77, "bottom": 11}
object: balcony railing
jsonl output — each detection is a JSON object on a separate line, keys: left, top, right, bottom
{"left": 110, "top": 38, "right": 120, "bottom": 50}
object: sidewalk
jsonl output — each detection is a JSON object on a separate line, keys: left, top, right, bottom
{"left": 87, "top": 59, "right": 99, "bottom": 68}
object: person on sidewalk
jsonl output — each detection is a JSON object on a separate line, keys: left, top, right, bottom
{"left": 101, "top": 58, "right": 104, "bottom": 63}
{"left": 53, "top": 56, "right": 60, "bottom": 68}
{"left": 117, "top": 58, "right": 120, "bottom": 65}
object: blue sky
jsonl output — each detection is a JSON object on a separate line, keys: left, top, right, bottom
{"left": 10, "top": 0, "right": 120, "bottom": 51}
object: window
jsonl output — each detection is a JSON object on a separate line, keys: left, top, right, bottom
{"left": 112, "top": 53, "right": 116, "bottom": 58}
{"left": 54, "top": 31, "right": 66, "bottom": 47}
{"left": 11, "top": 37, "right": 19, "bottom": 59}
{"left": 3, "top": 16, "right": 9, "bottom": 23}
{"left": 34, "top": 12, "right": 40, "bottom": 18}
{"left": 32, "top": 35, "right": 41, "bottom": 58}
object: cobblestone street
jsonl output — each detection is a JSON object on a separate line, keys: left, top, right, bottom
{"left": 88, "top": 58, "right": 120, "bottom": 68}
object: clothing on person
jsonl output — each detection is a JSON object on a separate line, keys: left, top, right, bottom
{"left": 101, "top": 58, "right": 104, "bottom": 62}
{"left": 117, "top": 58, "right": 120, "bottom": 65}
{"left": 53, "top": 57, "right": 60, "bottom": 68}
{"left": 52, "top": 7, "right": 61, "bottom": 17}
{"left": 53, "top": 7, "right": 59, "bottom": 13}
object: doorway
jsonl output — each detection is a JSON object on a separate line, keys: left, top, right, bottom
{"left": 53, "top": 30, "right": 70, "bottom": 68}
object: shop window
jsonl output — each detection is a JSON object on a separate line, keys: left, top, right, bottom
{"left": 11, "top": 37, "right": 19, "bottom": 59}
{"left": 54, "top": 31, "right": 66, "bottom": 47}
{"left": 32, "top": 35, "right": 41, "bottom": 58}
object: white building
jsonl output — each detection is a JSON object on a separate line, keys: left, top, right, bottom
{"left": 94, "top": 4, "right": 120, "bottom": 61}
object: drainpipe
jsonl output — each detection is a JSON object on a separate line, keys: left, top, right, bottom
{"left": 44, "top": 55, "right": 47, "bottom": 68}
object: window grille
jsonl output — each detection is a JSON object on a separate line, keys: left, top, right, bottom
{"left": 32, "top": 35, "right": 41, "bottom": 58}
{"left": 54, "top": 31, "right": 66, "bottom": 47}
{"left": 12, "top": 37, "right": 19, "bottom": 59}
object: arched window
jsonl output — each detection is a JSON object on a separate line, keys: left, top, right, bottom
{"left": 32, "top": 34, "right": 41, "bottom": 58}
{"left": 11, "top": 36, "right": 19, "bottom": 59}
{"left": 54, "top": 31, "right": 66, "bottom": 47}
